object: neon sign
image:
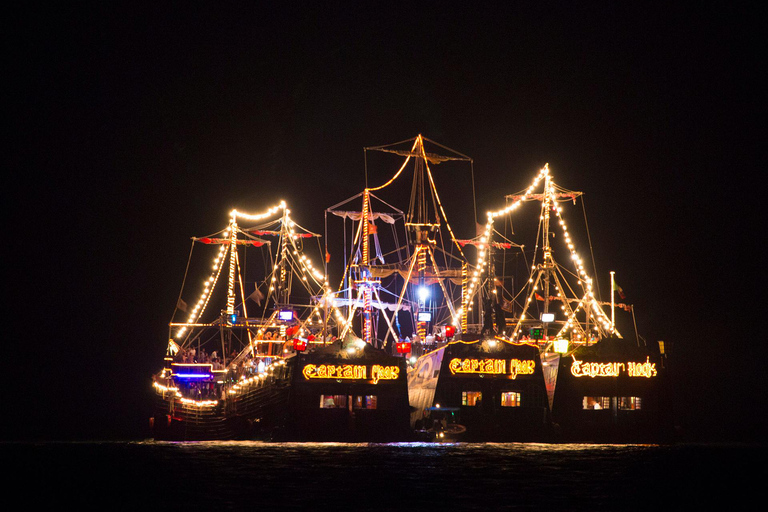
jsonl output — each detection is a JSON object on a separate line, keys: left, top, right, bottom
{"left": 172, "top": 363, "right": 213, "bottom": 380}
{"left": 303, "top": 364, "right": 367, "bottom": 380}
{"left": 571, "top": 357, "right": 657, "bottom": 378}
{"left": 448, "top": 358, "right": 536, "bottom": 378}
{"left": 301, "top": 364, "right": 401, "bottom": 383}
{"left": 450, "top": 358, "right": 506, "bottom": 375}
{"left": 509, "top": 358, "right": 536, "bottom": 378}
{"left": 627, "top": 358, "right": 658, "bottom": 378}
{"left": 371, "top": 365, "right": 399, "bottom": 384}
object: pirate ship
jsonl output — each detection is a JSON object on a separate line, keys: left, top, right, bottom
{"left": 150, "top": 202, "right": 411, "bottom": 441}
{"left": 318, "top": 135, "right": 552, "bottom": 441}
{"left": 454, "top": 164, "right": 672, "bottom": 442}
{"left": 150, "top": 138, "right": 670, "bottom": 443}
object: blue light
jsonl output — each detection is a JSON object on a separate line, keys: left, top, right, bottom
{"left": 175, "top": 373, "right": 212, "bottom": 379}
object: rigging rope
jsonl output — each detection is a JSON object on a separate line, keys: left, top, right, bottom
{"left": 581, "top": 196, "right": 600, "bottom": 301}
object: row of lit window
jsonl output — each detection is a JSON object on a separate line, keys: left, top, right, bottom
{"left": 319, "top": 394, "right": 377, "bottom": 410}
{"left": 582, "top": 396, "right": 642, "bottom": 410}
{"left": 461, "top": 391, "right": 522, "bottom": 407}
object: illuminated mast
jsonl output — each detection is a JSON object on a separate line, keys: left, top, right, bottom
{"left": 408, "top": 143, "right": 432, "bottom": 342}
{"left": 541, "top": 174, "right": 554, "bottom": 339}
{"left": 359, "top": 189, "right": 375, "bottom": 346}
{"left": 346, "top": 135, "right": 472, "bottom": 346}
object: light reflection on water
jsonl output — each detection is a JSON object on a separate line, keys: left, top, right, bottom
{"left": 7, "top": 441, "right": 761, "bottom": 510}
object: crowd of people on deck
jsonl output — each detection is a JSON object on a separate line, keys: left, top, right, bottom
{"left": 173, "top": 325, "right": 453, "bottom": 381}
{"left": 177, "top": 347, "right": 232, "bottom": 370}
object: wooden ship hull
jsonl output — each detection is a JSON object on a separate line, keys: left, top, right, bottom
{"left": 151, "top": 358, "right": 292, "bottom": 441}
{"left": 548, "top": 338, "right": 673, "bottom": 443}
{"left": 151, "top": 343, "right": 413, "bottom": 442}
{"left": 276, "top": 342, "right": 413, "bottom": 442}
{"left": 408, "top": 335, "right": 555, "bottom": 442}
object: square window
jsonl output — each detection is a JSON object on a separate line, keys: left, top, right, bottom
{"left": 462, "top": 391, "right": 482, "bottom": 406}
{"left": 619, "top": 396, "right": 642, "bottom": 410}
{"left": 319, "top": 394, "right": 348, "bottom": 409}
{"left": 582, "top": 396, "right": 610, "bottom": 410}
{"left": 501, "top": 391, "right": 521, "bottom": 407}
{"left": 353, "top": 395, "right": 377, "bottom": 409}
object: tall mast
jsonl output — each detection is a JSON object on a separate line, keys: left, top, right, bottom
{"left": 224, "top": 215, "right": 239, "bottom": 360}
{"left": 226, "top": 215, "right": 238, "bottom": 318}
{"left": 541, "top": 174, "right": 553, "bottom": 337}
{"left": 279, "top": 209, "right": 287, "bottom": 306}
{"left": 360, "top": 189, "right": 374, "bottom": 345}
{"left": 407, "top": 136, "right": 438, "bottom": 342}
{"left": 353, "top": 134, "right": 471, "bottom": 344}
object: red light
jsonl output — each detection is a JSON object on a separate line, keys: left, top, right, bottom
{"left": 445, "top": 325, "right": 455, "bottom": 337}
{"left": 396, "top": 342, "right": 411, "bottom": 354}
{"left": 293, "top": 338, "right": 307, "bottom": 351}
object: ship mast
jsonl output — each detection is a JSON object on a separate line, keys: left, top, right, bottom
{"left": 406, "top": 139, "right": 438, "bottom": 343}
{"left": 372, "top": 135, "right": 470, "bottom": 344}
{"left": 330, "top": 135, "right": 472, "bottom": 347}
{"left": 359, "top": 189, "right": 376, "bottom": 345}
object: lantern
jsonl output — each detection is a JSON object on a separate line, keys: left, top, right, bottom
{"left": 396, "top": 342, "right": 411, "bottom": 354}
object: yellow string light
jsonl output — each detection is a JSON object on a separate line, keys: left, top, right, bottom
{"left": 464, "top": 165, "right": 618, "bottom": 341}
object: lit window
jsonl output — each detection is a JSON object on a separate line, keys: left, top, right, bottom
{"left": 582, "top": 396, "right": 610, "bottom": 410}
{"left": 462, "top": 391, "right": 482, "bottom": 406}
{"left": 319, "top": 395, "right": 347, "bottom": 409}
{"left": 353, "top": 395, "right": 377, "bottom": 409}
{"left": 619, "top": 397, "right": 642, "bottom": 410}
{"left": 501, "top": 391, "right": 521, "bottom": 407}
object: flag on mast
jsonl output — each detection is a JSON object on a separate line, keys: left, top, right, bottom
{"left": 612, "top": 280, "right": 626, "bottom": 299}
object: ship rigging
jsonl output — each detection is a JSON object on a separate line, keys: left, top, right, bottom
{"left": 324, "top": 135, "right": 475, "bottom": 353}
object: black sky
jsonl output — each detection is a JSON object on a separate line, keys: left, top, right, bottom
{"left": 6, "top": 2, "right": 766, "bottom": 442}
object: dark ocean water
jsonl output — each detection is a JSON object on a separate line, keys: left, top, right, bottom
{"left": 4, "top": 441, "right": 761, "bottom": 510}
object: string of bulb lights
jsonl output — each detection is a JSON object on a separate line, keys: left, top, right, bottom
{"left": 456, "top": 165, "right": 618, "bottom": 343}
{"left": 174, "top": 201, "right": 351, "bottom": 344}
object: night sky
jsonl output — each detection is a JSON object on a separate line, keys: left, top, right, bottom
{"left": 6, "top": 3, "right": 765, "bottom": 442}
